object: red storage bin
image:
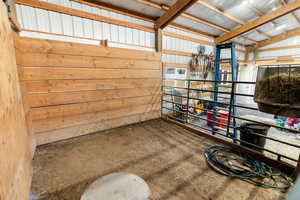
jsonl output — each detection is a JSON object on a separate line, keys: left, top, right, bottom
{"left": 207, "top": 110, "right": 230, "bottom": 128}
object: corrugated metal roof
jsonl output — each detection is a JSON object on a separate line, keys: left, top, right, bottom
{"left": 150, "top": 0, "right": 177, "bottom": 7}
{"left": 173, "top": 16, "right": 223, "bottom": 36}
{"left": 186, "top": 4, "right": 237, "bottom": 29}
{"left": 96, "top": 0, "right": 163, "bottom": 17}
{"left": 95, "top": 0, "right": 300, "bottom": 46}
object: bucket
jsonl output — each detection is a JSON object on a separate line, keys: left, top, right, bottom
{"left": 239, "top": 123, "right": 270, "bottom": 153}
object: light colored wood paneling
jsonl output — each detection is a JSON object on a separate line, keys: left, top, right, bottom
{"left": 28, "top": 87, "right": 160, "bottom": 108}
{"left": 15, "top": 36, "right": 161, "bottom": 61}
{"left": 19, "top": 67, "right": 161, "bottom": 80}
{"left": 15, "top": 36, "right": 162, "bottom": 145}
{"left": 16, "top": 52, "right": 160, "bottom": 69}
{"left": 0, "top": 2, "right": 32, "bottom": 199}
{"left": 33, "top": 103, "right": 160, "bottom": 133}
{"left": 162, "top": 49, "right": 193, "bottom": 57}
{"left": 35, "top": 111, "right": 160, "bottom": 145}
{"left": 30, "top": 95, "right": 160, "bottom": 120}
{"left": 22, "top": 79, "right": 160, "bottom": 94}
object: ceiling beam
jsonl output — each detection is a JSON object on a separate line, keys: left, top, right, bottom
{"left": 277, "top": 0, "right": 300, "bottom": 25}
{"left": 247, "top": 4, "right": 278, "bottom": 27}
{"left": 134, "top": 0, "right": 228, "bottom": 33}
{"left": 155, "top": 0, "right": 198, "bottom": 29}
{"left": 197, "top": 0, "right": 244, "bottom": 25}
{"left": 70, "top": 0, "right": 214, "bottom": 39}
{"left": 197, "top": 0, "right": 271, "bottom": 39}
{"left": 255, "top": 26, "right": 300, "bottom": 49}
{"left": 71, "top": 0, "right": 155, "bottom": 22}
{"left": 160, "top": 5, "right": 228, "bottom": 32}
{"left": 133, "top": 0, "right": 257, "bottom": 44}
{"left": 169, "top": 23, "right": 215, "bottom": 38}
{"left": 216, "top": 0, "right": 300, "bottom": 43}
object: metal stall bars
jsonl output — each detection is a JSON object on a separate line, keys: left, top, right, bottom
{"left": 212, "top": 43, "right": 238, "bottom": 140}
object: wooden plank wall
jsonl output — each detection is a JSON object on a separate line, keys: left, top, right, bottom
{"left": 15, "top": 37, "right": 162, "bottom": 145}
{"left": 0, "top": 1, "right": 32, "bottom": 199}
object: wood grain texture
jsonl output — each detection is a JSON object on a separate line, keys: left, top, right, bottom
{"left": 155, "top": 0, "right": 198, "bottom": 28}
{"left": 33, "top": 103, "right": 160, "bottom": 133}
{"left": 0, "top": 2, "right": 32, "bottom": 199}
{"left": 16, "top": 51, "right": 161, "bottom": 69}
{"left": 30, "top": 95, "right": 160, "bottom": 120}
{"left": 19, "top": 67, "right": 161, "bottom": 80}
{"left": 15, "top": 36, "right": 162, "bottom": 145}
{"left": 15, "top": 36, "right": 161, "bottom": 61}
{"left": 27, "top": 88, "right": 161, "bottom": 108}
{"left": 22, "top": 79, "right": 161, "bottom": 93}
{"left": 35, "top": 111, "right": 160, "bottom": 145}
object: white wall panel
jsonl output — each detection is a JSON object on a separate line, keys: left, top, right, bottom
{"left": 61, "top": 14, "right": 73, "bottom": 36}
{"left": 35, "top": 8, "right": 50, "bottom": 32}
{"left": 16, "top": 0, "right": 155, "bottom": 48}
{"left": 20, "top": 5, "right": 37, "bottom": 30}
{"left": 49, "top": 11, "right": 63, "bottom": 34}
{"left": 16, "top": 0, "right": 155, "bottom": 51}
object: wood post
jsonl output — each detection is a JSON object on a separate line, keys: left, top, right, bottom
{"left": 155, "top": 28, "right": 162, "bottom": 52}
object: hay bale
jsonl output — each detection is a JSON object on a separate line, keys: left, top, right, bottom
{"left": 254, "top": 73, "right": 300, "bottom": 117}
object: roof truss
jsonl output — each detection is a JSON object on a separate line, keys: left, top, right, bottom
{"left": 277, "top": 0, "right": 300, "bottom": 25}
{"left": 216, "top": 0, "right": 300, "bottom": 43}
{"left": 133, "top": 0, "right": 257, "bottom": 44}
{"left": 255, "top": 26, "right": 300, "bottom": 49}
{"left": 155, "top": 0, "right": 198, "bottom": 29}
{"left": 197, "top": 0, "right": 271, "bottom": 39}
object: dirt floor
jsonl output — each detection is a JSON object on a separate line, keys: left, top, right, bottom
{"left": 31, "top": 119, "right": 286, "bottom": 200}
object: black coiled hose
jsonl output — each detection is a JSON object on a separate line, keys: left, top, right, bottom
{"left": 204, "top": 146, "right": 293, "bottom": 190}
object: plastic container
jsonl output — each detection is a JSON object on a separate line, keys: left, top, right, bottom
{"left": 239, "top": 123, "right": 270, "bottom": 153}
{"left": 254, "top": 66, "right": 300, "bottom": 117}
{"left": 207, "top": 110, "right": 230, "bottom": 128}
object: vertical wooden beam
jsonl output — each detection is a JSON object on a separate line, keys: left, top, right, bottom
{"left": 155, "top": 28, "right": 162, "bottom": 52}
{"left": 4, "top": 0, "right": 21, "bottom": 32}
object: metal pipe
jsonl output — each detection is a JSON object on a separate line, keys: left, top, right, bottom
{"left": 165, "top": 114, "right": 297, "bottom": 163}
{"left": 162, "top": 101, "right": 300, "bottom": 148}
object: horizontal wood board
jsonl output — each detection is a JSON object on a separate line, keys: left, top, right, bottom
{"left": 15, "top": 36, "right": 162, "bottom": 145}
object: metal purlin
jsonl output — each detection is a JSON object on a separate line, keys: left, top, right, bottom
{"left": 212, "top": 43, "right": 239, "bottom": 140}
